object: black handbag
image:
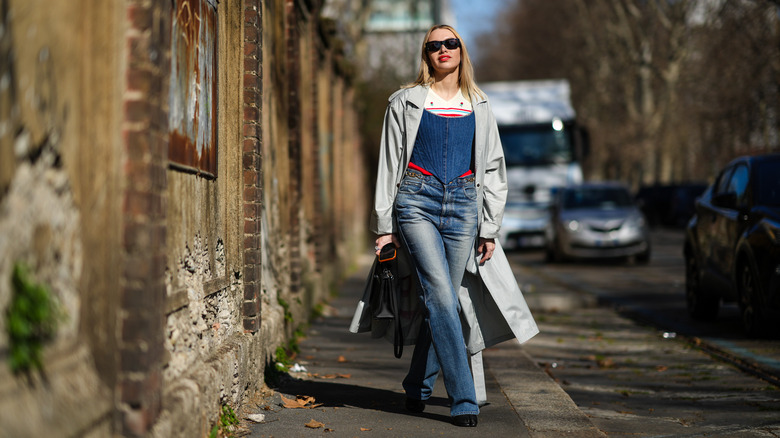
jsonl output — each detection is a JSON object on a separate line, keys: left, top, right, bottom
{"left": 370, "top": 245, "right": 404, "bottom": 358}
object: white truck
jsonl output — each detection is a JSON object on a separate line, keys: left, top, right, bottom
{"left": 481, "top": 80, "right": 588, "bottom": 249}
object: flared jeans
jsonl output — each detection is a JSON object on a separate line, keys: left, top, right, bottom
{"left": 395, "top": 168, "right": 479, "bottom": 417}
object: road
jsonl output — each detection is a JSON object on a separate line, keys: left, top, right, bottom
{"left": 507, "top": 228, "right": 780, "bottom": 436}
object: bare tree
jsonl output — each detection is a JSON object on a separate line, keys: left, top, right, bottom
{"left": 685, "top": 0, "right": 780, "bottom": 169}
{"left": 473, "top": 0, "right": 780, "bottom": 185}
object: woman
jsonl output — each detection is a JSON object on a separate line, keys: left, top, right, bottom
{"left": 370, "top": 24, "right": 538, "bottom": 427}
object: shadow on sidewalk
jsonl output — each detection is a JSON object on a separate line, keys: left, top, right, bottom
{"left": 272, "top": 378, "right": 453, "bottom": 425}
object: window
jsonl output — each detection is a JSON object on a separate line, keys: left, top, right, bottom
{"left": 727, "top": 164, "right": 749, "bottom": 207}
{"left": 168, "top": 0, "right": 218, "bottom": 178}
{"left": 563, "top": 187, "right": 633, "bottom": 210}
{"left": 499, "top": 124, "right": 574, "bottom": 167}
{"left": 714, "top": 166, "right": 734, "bottom": 196}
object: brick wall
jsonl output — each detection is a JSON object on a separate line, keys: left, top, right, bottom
{"left": 0, "top": 0, "right": 369, "bottom": 436}
{"left": 286, "top": 0, "right": 303, "bottom": 295}
{"left": 243, "top": 0, "right": 263, "bottom": 334}
{"left": 119, "top": 0, "right": 169, "bottom": 434}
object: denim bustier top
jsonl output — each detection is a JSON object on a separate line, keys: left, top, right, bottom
{"left": 410, "top": 109, "right": 475, "bottom": 184}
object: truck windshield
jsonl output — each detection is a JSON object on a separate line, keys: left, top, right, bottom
{"left": 499, "top": 124, "right": 573, "bottom": 167}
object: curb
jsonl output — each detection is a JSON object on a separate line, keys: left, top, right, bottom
{"left": 485, "top": 343, "right": 606, "bottom": 437}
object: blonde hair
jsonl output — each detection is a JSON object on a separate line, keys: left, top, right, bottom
{"left": 404, "top": 24, "right": 485, "bottom": 101}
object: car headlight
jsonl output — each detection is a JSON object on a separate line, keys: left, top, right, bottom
{"left": 567, "top": 220, "right": 580, "bottom": 232}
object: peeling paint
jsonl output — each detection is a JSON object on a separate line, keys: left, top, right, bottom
{"left": 168, "top": 0, "right": 217, "bottom": 177}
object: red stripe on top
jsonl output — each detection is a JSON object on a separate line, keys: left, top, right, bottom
{"left": 408, "top": 162, "right": 473, "bottom": 178}
{"left": 407, "top": 162, "right": 432, "bottom": 175}
{"left": 426, "top": 107, "right": 473, "bottom": 117}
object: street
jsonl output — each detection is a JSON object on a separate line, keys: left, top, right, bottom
{"left": 511, "top": 228, "right": 780, "bottom": 436}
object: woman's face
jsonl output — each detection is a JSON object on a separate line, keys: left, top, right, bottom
{"left": 426, "top": 28, "right": 461, "bottom": 76}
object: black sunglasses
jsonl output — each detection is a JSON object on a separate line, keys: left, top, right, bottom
{"left": 425, "top": 38, "right": 461, "bottom": 52}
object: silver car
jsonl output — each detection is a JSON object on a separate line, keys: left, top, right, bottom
{"left": 545, "top": 182, "right": 651, "bottom": 263}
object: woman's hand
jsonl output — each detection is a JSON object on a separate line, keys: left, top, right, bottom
{"left": 478, "top": 238, "right": 495, "bottom": 264}
{"left": 375, "top": 234, "right": 401, "bottom": 256}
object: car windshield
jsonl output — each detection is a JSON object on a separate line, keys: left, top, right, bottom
{"left": 562, "top": 187, "right": 633, "bottom": 210}
{"left": 756, "top": 160, "right": 780, "bottom": 206}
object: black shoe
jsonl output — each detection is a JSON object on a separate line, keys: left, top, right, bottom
{"left": 452, "top": 414, "right": 478, "bottom": 427}
{"left": 405, "top": 397, "right": 425, "bottom": 413}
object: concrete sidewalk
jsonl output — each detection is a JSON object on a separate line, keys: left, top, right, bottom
{"left": 246, "top": 255, "right": 603, "bottom": 437}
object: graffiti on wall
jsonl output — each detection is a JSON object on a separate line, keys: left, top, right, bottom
{"left": 169, "top": 0, "right": 217, "bottom": 177}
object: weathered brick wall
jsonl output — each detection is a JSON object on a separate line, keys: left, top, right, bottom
{"left": 0, "top": 0, "right": 368, "bottom": 436}
{"left": 119, "top": 0, "right": 170, "bottom": 434}
{"left": 258, "top": 0, "right": 370, "bottom": 336}
{"left": 243, "top": 0, "right": 263, "bottom": 334}
{"left": 153, "top": 0, "right": 368, "bottom": 435}
{"left": 153, "top": 0, "right": 251, "bottom": 436}
{"left": 260, "top": 0, "right": 293, "bottom": 330}
{"left": 0, "top": 0, "right": 120, "bottom": 436}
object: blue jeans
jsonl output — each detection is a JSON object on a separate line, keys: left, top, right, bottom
{"left": 395, "top": 168, "right": 479, "bottom": 417}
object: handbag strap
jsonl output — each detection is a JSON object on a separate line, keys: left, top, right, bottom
{"left": 378, "top": 246, "right": 404, "bottom": 358}
{"left": 392, "top": 285, "right": 403, "bottom": 358}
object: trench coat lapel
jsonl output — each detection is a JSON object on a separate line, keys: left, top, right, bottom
{"left": 471, "top": 94, "right": 489, "bottom": 185}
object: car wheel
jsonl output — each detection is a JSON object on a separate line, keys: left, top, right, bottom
{"left": 739, "top": 263, "right": 767, "bottom": 338}
{"left": 685, "top": 253, "right": 718, "bottom": 320}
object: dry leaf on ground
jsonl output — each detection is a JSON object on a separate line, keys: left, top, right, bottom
{"left": 312, "top": 373, "right": 351, "bottom": 379}
{"left": 597, "top": 358, "right": 615, "bottom": 369}
{"left": 305, "top": 419, "right": 325, "bottom": 429}
{"left": 280, "top": 394, "right": 323, "bottom": 409}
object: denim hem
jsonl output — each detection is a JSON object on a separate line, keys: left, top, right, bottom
{"left": 451, "top": 409, "right": 480, "bottom": 417}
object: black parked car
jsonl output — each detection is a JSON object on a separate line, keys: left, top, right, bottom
{"left": 684, "top": 154, "right": 780, "bottom": 337}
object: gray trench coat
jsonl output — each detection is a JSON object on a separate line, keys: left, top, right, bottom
{"left": 350, "top": 84, "right": 538, "bottom": 353}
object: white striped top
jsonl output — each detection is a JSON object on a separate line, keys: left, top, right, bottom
{"left": 424, "top": 88, "right": 473, "bottom": 117}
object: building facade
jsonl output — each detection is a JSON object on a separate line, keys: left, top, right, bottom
{"left": 322, "top": 0, "right": 454, "bottom": 81}
{"left": 0, "top": 0, "right": 368, "bottom": 436}
{"left": 361, "top": 0, "right": 454, "bottom": 79}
